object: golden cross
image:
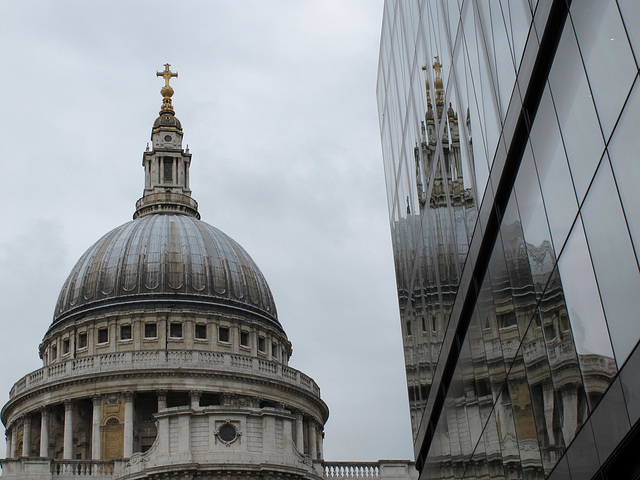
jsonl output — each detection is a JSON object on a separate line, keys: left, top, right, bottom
{"left": 157, "top": 63, "right": 178, "bottom": 87}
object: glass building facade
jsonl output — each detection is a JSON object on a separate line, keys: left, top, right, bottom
{"left": 376, "top": 1, "right": 640, "bottom": 479}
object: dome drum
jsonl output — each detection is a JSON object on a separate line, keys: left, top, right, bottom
{"left": 134, "top": 192, "right": 200, "bottom": 219}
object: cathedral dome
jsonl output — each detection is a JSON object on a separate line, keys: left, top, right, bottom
{"left": 52, "top": 213, "right": 279, "bottom": 330}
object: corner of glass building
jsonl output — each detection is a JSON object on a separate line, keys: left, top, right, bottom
{"left": 377, "top": 1, "right": 640, "bottom": 478}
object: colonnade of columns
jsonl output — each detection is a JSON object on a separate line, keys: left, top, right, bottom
{"left": 4, "top": 392, "right": 144, "bottom": 461}
{"left": 5, "top": 392, "right": 324, "bottom": 462}
{"left": 294, "top": 412, "right": 323, "bottom": 460}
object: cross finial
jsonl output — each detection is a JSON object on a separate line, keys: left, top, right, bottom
{"left": 156, "top": 63, "right": 178, "bottom": 113}
{"left": 157, "top": 63, "right": 178, "bottom": 87}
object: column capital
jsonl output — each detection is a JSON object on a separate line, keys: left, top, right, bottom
{"left": 189, "top": 390, "right": 202, "bottom": 399}
{"left": 91, "top": 394, "right": 101, "bottom": 403}
{"left": 156, "top": 390, "right": 167, "bottom": 400}
{"left": 64, "top": 399, "right": 74, "bottom": 411}
{"left": 123, "top": 391, "right": 135, "bottom": 402}
{"left": 39, "top": 406, "right": 50, "bottom": 417}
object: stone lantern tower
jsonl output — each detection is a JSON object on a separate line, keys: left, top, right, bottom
{"left": 1, "top": 64, "right": 329, "bottom": 480}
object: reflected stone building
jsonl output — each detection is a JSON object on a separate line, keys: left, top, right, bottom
{"left": 0, "top": 66, "right": 417, "bottom": 480}
{"left": 378, "top": 1, "right": 640, "bottom": 479}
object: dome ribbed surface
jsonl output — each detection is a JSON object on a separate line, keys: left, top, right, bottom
{"left": 53, "top": 214, "right": 278, "bottom": 328}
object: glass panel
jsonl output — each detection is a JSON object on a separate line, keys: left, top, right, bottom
{"left": 548, "top": 19, "right": 605, "bottom": 203}
{"left": 537, "top": 267, "right": 588, "bottom": 449}
{"left": 515, "top": 142, "right": 557, "bottom": 297}
{"left": 620, "top": 344, "right": 640, "bottom": 424}
{"left": 589, "top": 378, "right": 630, "bottom": 463}
{"left": 548, "top": 455, "right": 571, "bottom": 480}
{"left": 530, "top": 85, "right": 578, "bottom": 252}
{"left": 465, "top": 406, "right": 503, "bottom": 479}
{"left": 565, "top": 420, "right": 600, "bottom": 479}
{"left": 506, "top": 349, "right": 545, "bottom": 479}
{"left": 495, "top": 384, "right": 525, "bottom": 479}
{"left": 581, "top": 156, "right": 640, "bottom": 366}
{"left": 608, "top": 81, "right": 640, "bottom": 261}
{"left": 570, "top": 0, "right": 637, "bottom": 139}
{"left": 617, "top": 0, "right": 640, "bottom": 62}
{"left": 521, "top": 313, "right": 565, "bottom": 473}
{"left": 476, "top": 1, "right": 517, "bottom": 122}
{"left": 557, "top": 217, "right": 617, "bottom": 410}
{"left": 500, "top": 191, "right": 537, "bottom": 337}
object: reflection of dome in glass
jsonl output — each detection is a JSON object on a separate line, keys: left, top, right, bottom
{"left": 53, "top": 213, "right": 279, "bottom": 329}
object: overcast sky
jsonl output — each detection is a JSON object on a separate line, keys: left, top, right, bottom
{"left": 0, "top": 1, "right": 413, "bottom": 462}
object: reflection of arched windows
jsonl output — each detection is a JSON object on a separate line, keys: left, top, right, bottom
{"left": 101, "top": 417, "right": 123, "bottom": 460}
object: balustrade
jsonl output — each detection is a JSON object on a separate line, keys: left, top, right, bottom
{"left": 9, "top": 351, "right": 320, "bottom": 399}
{"left": 51, "top": 459, "right": 120, "bottom": 477}
{"left": 323, "top": 462, "right": 380, "bottom": 478}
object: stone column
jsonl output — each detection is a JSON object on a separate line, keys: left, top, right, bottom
{"left": 317, "top": 429, "right": 324, "bottom": 460}
{"left": 295, "top": 413, "right": 304, "bottom": 453}
{"left": 22, "top": 414, "right": 32, "bottom": 457}
{"left": 308, "top": 420, "right": 317, "bottom": 460}
{"left": 91, "top": 396, "right": 101, "bottom": 460}
{"left": 6, "top": 431, "right": 12, "bottom": 458}
{"left": 190, "top": 391, "right": 201, "bottom": 409}
{"left": 10, "top": 424, "right": 17, "bottom": 458}
{"left": 40, "top": 408, "right": 50, "bottom": 457}
{"left": 157, "top": 390, "right": 167, "bottom": 411}
{"left": 63, "top": 400, "right": 74, "bottom": 460}
{"left": 123, "top": 393, "right": 134, "bottom": 458}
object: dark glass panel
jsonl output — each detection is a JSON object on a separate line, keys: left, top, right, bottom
{"left": 565, "top": 420, "right": 600, "bottom": 479}
{"left": 620, "top": 343, "right": 640, "bottom": 425}
{"left": 547, "top": 455, "right": 571, "bottom": 480}
{"left": 590, "top": 378, "right": 630, "bottom": 463}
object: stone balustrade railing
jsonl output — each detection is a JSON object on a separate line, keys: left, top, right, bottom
{"left": 323, "top": 462, "right": 380, "bottom": 478}
{"left": 0, "top": 458, "right": 125, "bottom": 479}
{"left": 51, "top": 459, "right": 123, "bottom": 478}
{"left": 322, "top": 461, "right": 417, "bottom": 480}
{"left": 9, "top": 351, "right": 320, "bottom": 399}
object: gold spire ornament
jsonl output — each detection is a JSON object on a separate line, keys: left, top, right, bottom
{"left": 157, "top": 63, "right": 178, "bottom": 112}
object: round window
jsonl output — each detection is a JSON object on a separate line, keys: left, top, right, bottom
{"left": 219, "top": 424, "right": 237, "bottom": 442}
{"left": 164, "top": 135, "right": 172, "bottom": 142}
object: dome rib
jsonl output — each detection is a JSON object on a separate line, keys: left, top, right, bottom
{"left": 53, "top": 214, "right": 279, "bottom": 330}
